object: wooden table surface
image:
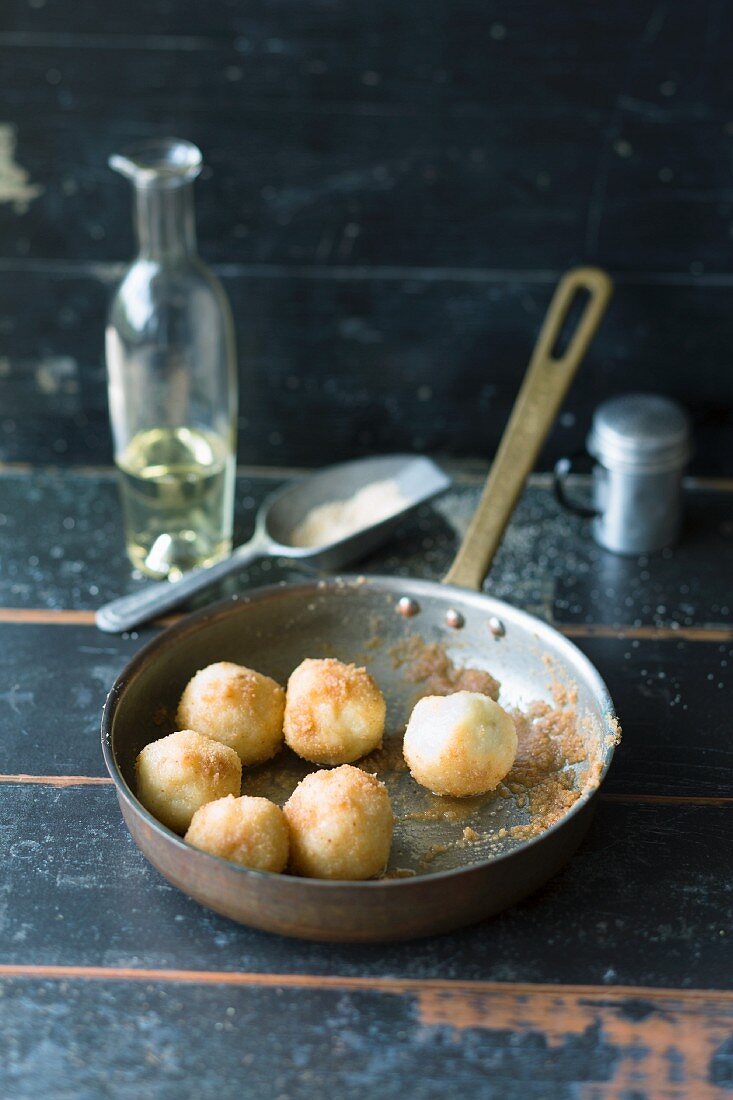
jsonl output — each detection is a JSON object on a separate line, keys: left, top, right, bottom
{"left": 1, "top": 465, "right": 731, "bottom": 1099}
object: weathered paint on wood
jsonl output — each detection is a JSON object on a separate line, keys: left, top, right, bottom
{"left": 2, "top": 0, "right": 733, "bottom": 1071}
{"left": 417, "top": 984, "right": 733, "bottom": 1100}
{"left": 0, "top": 608, "right": 731, "bottom": 641}
{"left": 1, "top": 974, "right": 731, "bottom": 1098}
{"left": 0, "top": 784, "right": 730, "bottom": 989}
{"left": 0, "top": 466, "right": 730, "bottom": 805}
{"left": 0, "top": 1, "right": 732, "bottom": 470}
{"left": 0, "top": 621, "right": 730, "bottom": 797}
{"left": 0, "top": 469, "right": 730, "bottom": 636}
{"left": 0, "top": 267, "right": 730, "bottom": 470}
{"left": 0, "top": 467, "right": 730, "bottom": 1093}
{"left": 1, "top": 2, "right": 732, "bottom": 276}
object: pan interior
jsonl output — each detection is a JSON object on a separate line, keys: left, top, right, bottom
{"left": 110, "top": 578, "right": 616, "bottom": 878}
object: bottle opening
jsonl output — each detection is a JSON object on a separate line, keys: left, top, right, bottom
{"left": 109, "top": 138, "right": 202, "bottom": 188}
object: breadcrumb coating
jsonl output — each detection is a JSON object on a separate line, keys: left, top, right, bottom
{"left": 284, "top": 658, "right": 386, "bottom": 765}
{"left": 177, "top": 661, "right": 285, "bottom": 766}
{"left": 284, "top": 764, "right": 393, "bottom": 880}
{"left": 185, "top": 794, "right": 289, "bottom": 873}
{"left": 135, "top": 729, "right": 242, "bottom": 834}
{"left": 403, "top": 691, "right": 517, "bottom": 797}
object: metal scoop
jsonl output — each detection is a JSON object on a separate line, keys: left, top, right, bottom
{"left": 96, "top": 454, "right": 451, "bottom": 633}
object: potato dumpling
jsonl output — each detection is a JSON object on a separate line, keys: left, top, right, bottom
{"left": 284, "top": 764, "right": 393, "bottom": 880}
{"left": 403, "top": 691, "right": 517, "bottom": 797}
{"left": 283, "top": 658, "right": 386, "bottom": 765}
{"left": 176, "top": 661, "right": 285, "bottom": 766}
{"left": 135, "top": 729, "right": 242, "bottom": 834}
{"left": 185, "top": 795, "right": 289, "bottom": 873}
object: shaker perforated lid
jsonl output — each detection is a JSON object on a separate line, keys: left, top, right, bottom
{"left": 587, "top": 393, "right": 691, "bottom": 473}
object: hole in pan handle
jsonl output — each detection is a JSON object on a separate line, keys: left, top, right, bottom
{"left": 443, "top": 266, "right": 613, "bottom": 593}
{"left": 553, "top": 451, "right": 601, "bottom": 519}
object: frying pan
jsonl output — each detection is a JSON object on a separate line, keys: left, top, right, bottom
{"left": 102, "top": 267, "right": 618, "bottom": 942}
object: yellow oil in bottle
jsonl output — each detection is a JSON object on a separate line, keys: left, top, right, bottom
{"left": 116, "top": 426, "right": 234, "bottom": 579}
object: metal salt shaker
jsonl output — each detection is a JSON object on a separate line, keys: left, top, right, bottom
{"left": 555, "top": 394, "right": 692, "bottom": 554}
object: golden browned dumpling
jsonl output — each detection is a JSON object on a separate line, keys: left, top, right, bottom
{"left": 176, "top": 661, "right": 285, "bottom": 766}
{"left": 185, "top": 795, "right": 289, "bottom": 873}
{"left": 284, "top": 765, "right": 393, "bottom": 880}
{"left": 135, "top": 729, "right": 242, "bottom": 834}
{"left": 403, "top": 691, "right": 517, "bottom": 797}
{"left": 283, "top": 658, "right": 386, "bottom": 765}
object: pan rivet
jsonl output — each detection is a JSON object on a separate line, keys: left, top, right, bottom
{"left": 488, "top": 616, "right": 505, "bottom": 637}
{"left": 445, "top": 608, "right": 465, "bottom": 629}
{"left": 397, "top": 596, "right": 420, "bottom": 618}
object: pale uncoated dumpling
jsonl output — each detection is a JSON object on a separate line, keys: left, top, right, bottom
{"left": 284, "top": 765, "right": 394, "bottom": 880}
{"left": 176, "top": 661, "right": 285, "bottom": 766}
{"left": 185, "top": 795, "right": 289, "bottom": 873}
{"left": 283, "top": 657, "right": 386, "bottom": 765}
{"left": 403, "top": 691, "right": 517, "bottom": 797}
{"left": 135, "top": 729, "right": 242, "bottom": 834}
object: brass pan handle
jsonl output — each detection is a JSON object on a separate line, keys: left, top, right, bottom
{"left": 443, "top": 266, "right": 613, "bottom": 591}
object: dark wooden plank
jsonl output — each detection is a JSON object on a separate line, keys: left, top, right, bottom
{"left": 553, "top": 488, "right": 733, "bottom": 630}
{"left": 0, "top": 785, "right": 730, "bottom": 989}
{"left": 590, "top": 114, "right": 733, "bottom": 271}
{"left": 0, "top": 469, "right": 295, "bottom": 611}
{"left": 2, "top": 974, "right": 732, "bottom": 1099}
{"left": 579, "top": 634, "right": 733, "bottom": 798}
{"left": 0, "top": 624, "right": 142, "bottom": 777}
{"left": 1, "top": 3, "right": 732, "bottom": 275}
{"left": 1, "top": 3, "right": 732, "bottom": 474}
{"left": 0, "top": 268, "right": 731, "bottom": 472}
{"left": 1, "top": 468, "right": 731, "bottom": 634}
{"left": 0, "top": 0, "right": 647, "bottom": 66}
{"left": 0, "top": 616, "right": 731, "bottom": 799}
{"left": 0, "top": 1, "right": 650, "bottom": 117}
{"left": 6, "top": 106, "right": 733, "bottom": 278}
{"left": 0, "top": 104, "right": 603, "bottom": 271}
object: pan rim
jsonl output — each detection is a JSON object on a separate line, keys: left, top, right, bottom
{"left": 101, "top": 574, "right": 618, "bottom": 891}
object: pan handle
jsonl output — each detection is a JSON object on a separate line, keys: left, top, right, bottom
{"left": 443, "top": 266, "right": 613, "bottom": 591}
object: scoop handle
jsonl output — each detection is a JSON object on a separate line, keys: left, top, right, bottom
{"left": 443, "top": 266, "right": 613, "bottom": 591}
{"left": 95, "top": 537, "right": 265, "bottom": 633}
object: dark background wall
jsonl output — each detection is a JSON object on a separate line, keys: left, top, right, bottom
{"left": 1, "top": 0, "right": 732, "bottom": 472}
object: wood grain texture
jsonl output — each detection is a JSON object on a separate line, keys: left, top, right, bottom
{"left": 0, "top": 267, "right": 730, "bottom": 471}
{"left": 571, "top": 634, "right": 733, "bottom": 799}
{"left": 1, "top": 606, "right": 730, "bottom": 640}
{"left": 0, "top": 784, "right": 730, "bottom": 989}
{"left": 0, "top": 618, "right": 730, "bottom": 796}
{"left": 1, "top": 974, "right": 731, "bottom": 1099}
{"left": 0, "top": 0, "right": 732, "bottom": 1085}
{"left": 0, "top": 607, "right": 731, "bottom": 641}
{"left": 0, "top": 609, "right": 99, "bottom": 624}
{"left": 0, "top": 470, "right": 730, "bottom": 637}
{"left": 1, "top": 966, "right": 732, "bottom": 1000}
{"left": 416, "top": 984, "right": 733, "bottom": 1100}
{"left": 0, "top": 774, "right": 112, "bottom": 786}
{"left": 0, "top": 1, "right": 732, "bottom": 471}
{"left": 1, "top": 3, "right": 731, "bottom": 273}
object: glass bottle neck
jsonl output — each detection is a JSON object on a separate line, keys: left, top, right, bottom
{"left": 134, "top": 183, "right": 197, "bottom": 260}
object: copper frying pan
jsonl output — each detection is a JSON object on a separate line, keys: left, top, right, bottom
{"left": 102, "top": 267, "right": 618, "bottom": 941}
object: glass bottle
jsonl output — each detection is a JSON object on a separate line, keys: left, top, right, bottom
{"left": 105, "top": 138, "right": 237, "bottom": 580}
